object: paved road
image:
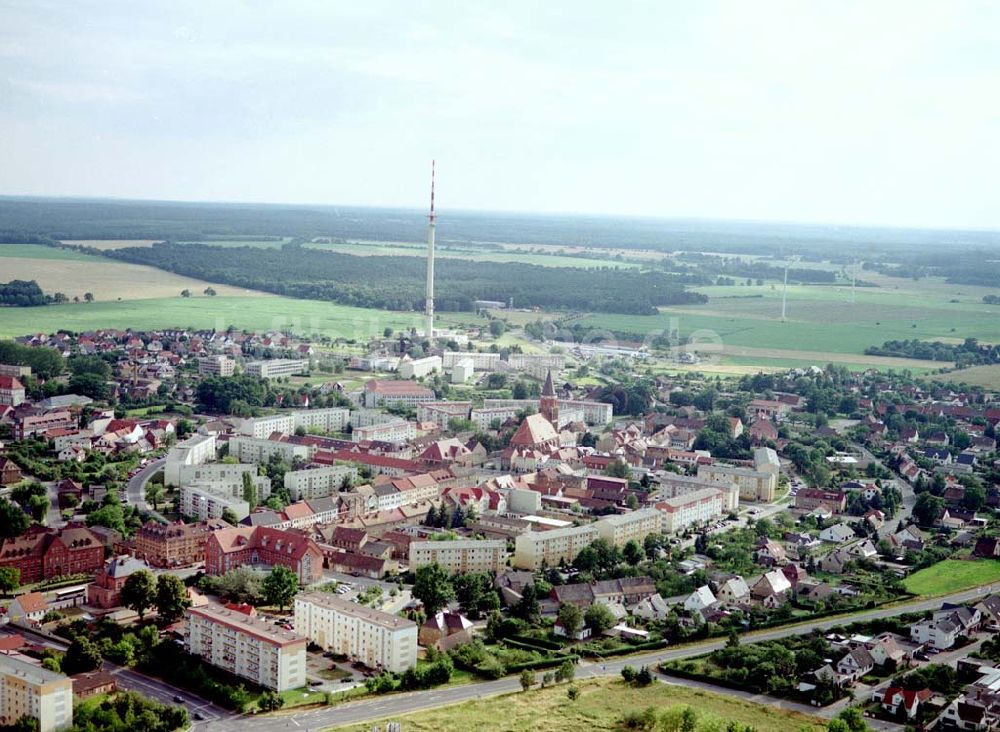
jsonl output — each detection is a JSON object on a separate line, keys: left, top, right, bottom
{"left": 126, "top": 457, "right": 168, "bottom": 522}
{"left": 201, "top": 584, "right": 997, "bottom": 732}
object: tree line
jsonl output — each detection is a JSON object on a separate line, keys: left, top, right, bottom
{"left": 97, "top": 242, "right": 708, "bottom": 316}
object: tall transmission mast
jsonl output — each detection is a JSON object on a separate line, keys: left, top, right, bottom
{"left": 424, "top": 161, "right": 436, "bottom": 339}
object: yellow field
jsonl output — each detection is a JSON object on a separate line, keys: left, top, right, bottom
{"left": 329, "top": 677, "right": 826, "bottom": 732}
{"left": 1, "top": 256, "right": 266, "bottom": 301}
{"left": 930, "top": 364, "right": 1000, "bottom": 389}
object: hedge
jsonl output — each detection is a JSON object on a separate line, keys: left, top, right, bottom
{"left": 580, "top": 639, "right": 667, "bottom": 658}
{"left": 506, "top": 655, "right": 580, "bottom": 673}
{"left": 500, "top": 638, "right": 564, "bottom": 655}
{"left": 507, "top": 634, "right": 563, "bottom": 652}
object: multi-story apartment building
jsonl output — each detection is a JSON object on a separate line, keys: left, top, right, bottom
{"left": 0, "top": 524, "right": 103, "bottom": 584}
{"left": 482, "top": 398, "right": 612, "bottom": 426}
{"left": 0, "top": 655, "right": 73, "bottom": 732}
{"left": 0, "top": 363, "right": 31, "bottom": 378}
{"left": 13, "top": 412, "right": 76, "bottom": 441}
{"left": 177, "top": 463, "right": 271, "bottom": 498}
{"left": 244, "top": 359, "right": 309, "bottom": 379}
{"left": 238, "top": 409, "right": 350, "bottom": 439}
{"left": 204, "top": 526, "right": 323, "bottom": 584}
{"left": 657, "top": 472, "right": 739, "bottom": 511}
{"left": 362, "top": 380, "right": 435, "bottom": 408}
{"left": 469, "top": 406, "right": 520, "bottom": 431}
{"left": 416, "top": 402, "right": 474, "bottom": 429}
{"left": 180, "top": 483, "right": 251, "bottom": 521}
{"left": 656, "top": 487, "right": 726, "bottom": 534}
{"left": 697, "top": 462, "right": 777, "bottom": 502}
{"left": 443, "top": 352, "right": 500, "bottom": 370}
{"left": 505, "top": 353, "right": 564, "bottom": 373}
{"left": 594, "top": 508, "right": 661, "bottom": 547}
{"left": 408, "top": 539, "right": 508, "bottom": 574}
{"left": 134, "top": 519, "right": 229, "bottom": 568}
{"left": 197, "top": 355, "right": 236, "bottom": 377}
{"left": 186, "top": 602, "right": 307, "bottom": 691}
{"left": 352, "top": 419, "right": 415, "bottom": 444}
{"left": 226, "top": 436, "right": 310, "bottom": 465}
{"left": 397, "top": 355, "right": 442, "bottom": 379}
{"left": 164, "top": 433, "right": 217, "bottom": 486}
{"left": 0, "top": 375, "right": 26, "bottom": 407}
{"left": 293, "top": 592, "right": 417, "bottom": 673}
{"left": 513, "top": 524, "right": 600, "bottom": 570}
{"left": 283, "top": 465, "right": 359, "bottom": 501}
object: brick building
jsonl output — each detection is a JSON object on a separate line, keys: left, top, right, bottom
{"left": 204, "top": 526, "right": 324, "bottom": 584}
{"left": 133, "top": 519, "right": 229, "bottom": 568}
{"left": 0, "top": 524, "right": 104, "bottom": 584}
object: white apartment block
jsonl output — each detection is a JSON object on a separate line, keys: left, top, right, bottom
{"left": 284, "top": 465, "right": 359, "bottom": 501}
{"left": 506, "top": 353, "right": 564, "bottom": 372}
{"left": 177, "top": 463, "right": 270, "bottom": 495}
{"left": 239, "top": 408, "right": 351, "bottom": 438}
{"left": 181, "top": 483, "right": 251, "bottom": 521}
{"left": 450, "top": 359, "right": 475, "bottom": 384}
{"left": 513, "top": 524, "right": 600, "bottom": 570}
{"left": 408, "top": 539, "right": 509, "bottom": 574}
{"left": 226, "top": 435, "right": 311, "bottom": 465}
{"left": 293, "top": 592, "right": 417, "bottom": 673}
{"left": 482, "top": 398, "right": 612, "bottom": 426}
{"left": 186, "top": 602, "right": 307, "bottom": 691}
{"left": 657, "top": 473, "right": 739, "bottom": 512}
{"left": 352, "top": 419, "right": 416, "bottom": 443}
{"left": 398, "top": 355, "right": 442, "bottom": 379}
{"left": 164, "top": 433, "right": 217, "bottom": 486}
{"left": 0, "top": 655, "right": 73, "bottom": 732}
{"left": 656, "top": 487, "right": 726, "bottom": 534}
{"left": 245, "top": 359, "right": 309, "bottom": 379}
{"left": 349, "top": 408, "right": 405, "bottom": 428}
{"left": 697, "top": 463, "right": 777, "bottom": 502}
{"left": 416, "top": 402, "right": 473, "bottom": 429}
{"left": 198, "top": 355, "right": 236, "bottom": 377}
{"left": 594, "top": 508, "right": 661, "bottom": 547}
{"left": 470, "top": 406, "right": 520, "bottom": 431}
{"left": 443, "top": 352, "right": 501, "bottom": 370}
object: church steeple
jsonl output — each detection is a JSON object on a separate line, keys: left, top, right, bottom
{"left": 540, "top": 369, "right": 559, "bottom": 426}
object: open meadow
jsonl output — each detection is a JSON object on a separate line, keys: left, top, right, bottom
{"left": 0, "top": 296, "right": 424, "bottom": 340}
{"left": 902, "top": 559, "right": 1000, "bottom": 597}
{"left": 328, "top": 677, "right": 826, "bottom": 732}
{"left": 0, "top": 243, "right": 261, "bottom": 301}
{"left": 930, "top": 364, "right": 1000, "bottom": 389}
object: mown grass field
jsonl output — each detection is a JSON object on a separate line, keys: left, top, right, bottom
{"left": 0, "top": 296, "right": 424, "bottom": 339}
{"left": 328, "top": 677, "right": 826, "bottom": 732}
{"left": 930, "top": 364, "right": 1000, "bottom": 389}
{"left": 902, "top": 559, "right": 1000, "bottom": 596}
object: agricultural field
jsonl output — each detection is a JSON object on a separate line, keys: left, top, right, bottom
{"left": 0, "top": 243, "right": 260, "bottom": 302}
{"left": 304, "top": 239, "right": 640, "bottom": 269}
{"left": 0, "top": 296, "right": 425, "bottom": 340}
{"left": 578, "top": 275, "right": 1000, "bottom": 371}
{"left": 62, "top": 239, "right": 161, "bottom": 250}
{"left": 902, "top": 559, "right": 1000, "bottom": 597}
{"left": 329, "top": 677, "right": 826, "bottom": 732}
{"left": 930, "top": 364, "right": 1000, "bottom": 389}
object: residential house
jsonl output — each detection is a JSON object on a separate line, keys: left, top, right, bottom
{"left": 751, "top": 570, "right": 792, "bottom": 608}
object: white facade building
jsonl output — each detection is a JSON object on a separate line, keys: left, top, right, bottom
{"left": 283, "top": 465, "right": 360, "bottom": 501}
{"left": 594, "top": 509, "right": 661, "bottom": 547}
{"left": 398, "top": 356, "right": 442, "bottom": 379}
{"left": 226, "top": 436, "right": 310, "bottom": 464}
{"left": 656, "top": 488, "right": 726, "bottom": 534}
{"left": 244, "top": 359, "right": 309, "bottom": 379}
{"left": 164, "top": 433, "right": 217, "bottom": 486}
{"left": 513, "top": 524, "right": 600, "bottom": 570}
{"left": 0, "top": 655, "right": 73, "bottom": 732}
{"left": 293, "top": 592, "right": 417, "bottom": 673}
{"left": 443, "top": 351, "right": 500, "bottom": 370}
{"left": 408, "top": 539, "right": 508, "bottom": 574}
{"left": 181, "top": 483, "right": 251, "bottom": 521}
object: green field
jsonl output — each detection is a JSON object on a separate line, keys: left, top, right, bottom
{"left": 931, "top": 364, "right": 1000, "bottom": 389}
{"left": 0, "top": 243, "right": 101, "bottom": 261}
{"left": 0, "top": 297, "right": 424, "bottom": 339}
{"left": 902, "top": 559, "right": 1000, "bottom": 596}
{"left": 328, "top": 677, "right": 825, "bottom": 732}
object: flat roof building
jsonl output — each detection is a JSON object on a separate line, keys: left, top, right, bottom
{"left": 0, "top": 654, "right": 73, "bottom": 732}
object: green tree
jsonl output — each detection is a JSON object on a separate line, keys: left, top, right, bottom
{"left": 242, "top": 471, "right": 257, "bottom": 509}
{"left": 221, "top": 507, "right": 239, "bottom": 525}
{"left": 623, "top": 539, "right": 644, "bottom": 566}
{"left": 913, "top": 493, "right": 945, "bottom": 526}
{"left": 412, "top": 563, "right": 455, "bottom": 615}
{"left": 605, "top": 459, "right": 631, "bottom": 480}
{"left": 584, "top": 603, "right": 615, "bottom": 634}
{"left": 489, "top": 319, "right": 506, "bottom": 337}
{"left": 62, "top": 637, "right": 101, "bottom": 675}
{"left": 121, "top": 569, "right": 157, "bottom": 620}
{"left": 555, "top": 659, "right": 576, "bottom": 683}
{"left": 27, "top": 494, "right": 49, "bottom": 523}
{"left": 180, "top": 289, "right": 191, "bottom": 297}
{"left": 145, "top": 482, "right": 164, "bottom": 511}
{"left": 0, "top": 567, "right": 20, "bottom": 594}
{"left": 519, "top": 669, "right": 535, "bottom": 692}
{"left": 567, "top": 685, "right": 580, "bottom": 701}
{"left": 203, "top": 287, "right": 217, "bottom": 296}
{"left": 557, "top": 602, "right": 584, "bottom": 638}
{"left": 155, "top": 573, "right": 191, "bottom": 623}
{"left": 263, "top": 565, "right": 299, "bottom": 611}
{"left": 258, "top": 690, "right": 285, "bottom": 711}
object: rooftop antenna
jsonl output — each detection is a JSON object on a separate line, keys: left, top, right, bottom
{"left": 424, "top": 161, "right": 436, "bottom": 340}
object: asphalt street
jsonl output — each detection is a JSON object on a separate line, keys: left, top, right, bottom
{"left": 126, "top": 457, "right": 167, "bottom": 522}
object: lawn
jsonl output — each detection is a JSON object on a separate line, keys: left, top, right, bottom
{"left": 902, "top": 559, "right": 1000, "bottom": 596}
{"left": 0, "top": 296, "right": 423, "bottom": 340}
{"left": 327, "top": 677, "right": 826, "bottom": 732}
{"left": 930, "top": 364, "right": 1000, "bottom": 389}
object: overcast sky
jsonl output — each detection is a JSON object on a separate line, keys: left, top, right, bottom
{"left": 1, "top": 1, "right": 998, "bottom": 229}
